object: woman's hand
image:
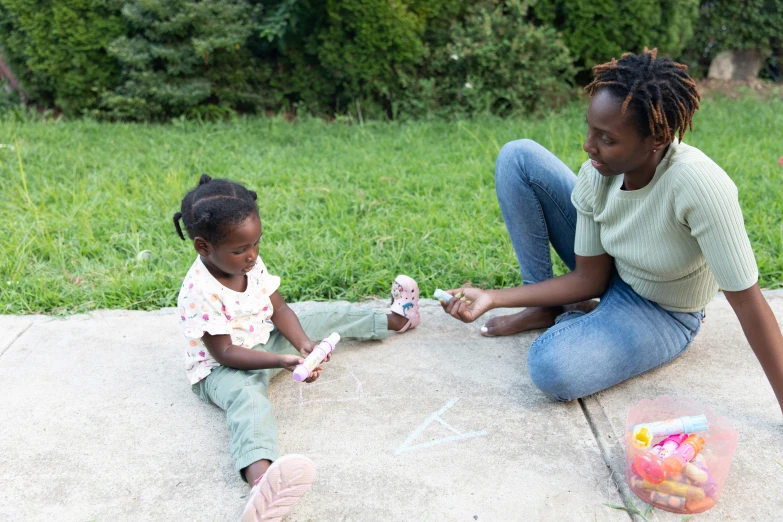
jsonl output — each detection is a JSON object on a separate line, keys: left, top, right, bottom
{"left": 440, "top": 287, "right": 495, "bottom": 323}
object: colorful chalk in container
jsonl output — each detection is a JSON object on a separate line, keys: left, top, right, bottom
{"left": 633, "top": 433, "right": 688, "bottom": 483}
{"left": 626, "top": 397, "right": 739, "bottom": 515}
{"left": 663, "top": 435, "right": 706, "bottom": 476}
{"left": 292, "top": 332, "right": 340, "bottom": 382}
{"left": 632, "top": 414, "right": 708, "bottom": 449}
{"left": 630, "top": 476, "right": 705, "bottom": 501}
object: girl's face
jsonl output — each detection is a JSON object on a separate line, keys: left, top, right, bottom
{"left": 196, "top": 213, "right": 262, "bottom": 278}
{"left": 583, "top": 89, "right": 666, "bottom": 179}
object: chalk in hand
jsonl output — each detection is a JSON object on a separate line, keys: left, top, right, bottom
{"left": 293, "top": 332, "right": 340, "bottom": 382}
{"left": 434, "top": 288, "right": 453, "bottom": 304}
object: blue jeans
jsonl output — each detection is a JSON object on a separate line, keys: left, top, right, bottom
{"left": 495, "top": 139, "right": 704, "bottom": 401}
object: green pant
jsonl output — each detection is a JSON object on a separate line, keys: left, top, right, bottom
{"left": 193, "top": 304, "right": 388, "bottom": 480}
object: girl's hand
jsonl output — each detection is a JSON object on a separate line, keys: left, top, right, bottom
{"left": 279, "top": 354, "right": 305, "bottom": 372}
{"left": 278, "top": 354, "right": 323, "bottom": 382}
{"left": 299, "top": 339, "right": 332, "bottom": 362}
{"left": 303, "top": 366, "right": 323, "bottom": 383}
{"left": 441, "top": 287, "right": 494, "bottom": 323}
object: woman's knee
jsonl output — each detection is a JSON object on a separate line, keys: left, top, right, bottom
{"left": 527, "top": 339, "right": 584, "bottom": 402}
{"left": 496, "top": 138, "right": 544, "bottom": 179}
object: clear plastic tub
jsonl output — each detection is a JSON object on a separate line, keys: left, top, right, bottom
{"left": 625, "top": 395, "right": 738, "bottom": 514}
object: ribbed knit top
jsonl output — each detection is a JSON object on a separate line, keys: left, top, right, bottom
{"left": 572, "top": 140, "right": 758, "bottom": 313}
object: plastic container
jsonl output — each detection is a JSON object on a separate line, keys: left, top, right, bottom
{"left": 625, "top": 396, "right": 738, "bottom": 514}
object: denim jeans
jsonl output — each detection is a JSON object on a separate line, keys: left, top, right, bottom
{"left": 495, "top": 139, "right": 704, "bottom": 401}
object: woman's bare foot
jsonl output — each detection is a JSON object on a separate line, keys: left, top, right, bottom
{"left": 480, "top": 300, "right": 599, "bottom": 337}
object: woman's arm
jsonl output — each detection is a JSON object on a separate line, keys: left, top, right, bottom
{"left": 445, "top": 253, "right": 614, "bottom": 323}
{"left": 724, "top": 284, "right": 783, "bottom": 416}
{"left": 491, "top": 253, "right": 613, "bottom": 308}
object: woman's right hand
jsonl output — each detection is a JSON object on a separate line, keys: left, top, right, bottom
{"left": 440, "top": 287, "right": 494, "bottom": 323}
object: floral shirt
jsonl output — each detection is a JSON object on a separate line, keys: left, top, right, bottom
{"left": 177, "top": 256, "right": 281, "bottom": 384}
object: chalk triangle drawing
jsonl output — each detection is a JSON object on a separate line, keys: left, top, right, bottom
{"left": 394, "top": 397, "right": 489, "bottom": 455}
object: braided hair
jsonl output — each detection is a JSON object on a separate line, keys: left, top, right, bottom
{"left": 584, "top": 47, "right": 701, "bottom": 143}
{"left": 173, "top": 174, "right": 259, "bottom": 245}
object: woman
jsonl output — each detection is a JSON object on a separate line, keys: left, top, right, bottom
{"left": 441, "top": 48, "right": 783, "bottom": 414}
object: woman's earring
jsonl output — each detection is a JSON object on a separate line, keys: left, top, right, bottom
{"left": 653, "top": 149, "right": 657, "bottom": 152}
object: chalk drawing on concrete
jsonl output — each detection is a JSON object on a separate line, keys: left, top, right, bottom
{"left": 394, "top": 397, "right": 489, "bottom": 455}
{"left": 298, "top": 370, "right": 364, "bottom": 408}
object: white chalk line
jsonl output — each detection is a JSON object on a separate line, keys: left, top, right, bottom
{"left": 394, "top": 397, "right": 489, "bottom": 456}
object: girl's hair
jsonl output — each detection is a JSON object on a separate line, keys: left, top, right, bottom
{"left": 584, "top": 47, "right": 701, "bottom": 143}
{"left": 173, "top": 174, "right": 258, "bottom": 244}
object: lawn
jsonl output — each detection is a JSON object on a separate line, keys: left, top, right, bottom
{"left": 1, "top": 94, "right": 782, "bottom": 314}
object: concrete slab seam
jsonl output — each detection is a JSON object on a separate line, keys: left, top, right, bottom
{"left": 0, "top": 322, "right": 33, "bottom": 359}
{"left": 578, "top": 397, "right": 645, "bottom": 522}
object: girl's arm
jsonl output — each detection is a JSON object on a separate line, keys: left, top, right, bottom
{"left": 201, "top": 332, "right": 303, "bottom": 371}
{"left": 269, "top": 291, "right": 319, "bottom": 356}
{"left": 724, "top": 284, "right": 783, "bottom": 416}
{"left": 445, "top": 253, "right": 613, "bottom": 323}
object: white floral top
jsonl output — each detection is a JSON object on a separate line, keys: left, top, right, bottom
{"left": 177, "top": 256, "right": 281, "bottom": 384}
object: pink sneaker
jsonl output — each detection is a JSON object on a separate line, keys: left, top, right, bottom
{"left": 390, "top": 275, "right": 420, "bottom": 332}
{"left": 241, "top": 454, "right": 316, "bottom": 522}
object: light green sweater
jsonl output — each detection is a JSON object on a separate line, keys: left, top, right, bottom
{"left": 572, "top": 140, "right": 758, "bottom": 313}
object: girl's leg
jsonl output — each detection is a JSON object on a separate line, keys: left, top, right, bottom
{"left": 199, "top": 365, "right": 281, "bottom": 483}
{"left": 527, "top": 274, "right": 704, "bottom": 401}
{"left": 267, "top": 304, "right": 390, "bottom": 356}
{"left": 486, "top": 139, "right": 593, "bottom": 336}
{"left": 204, "top": 305, "right": 397, "bottom": 483}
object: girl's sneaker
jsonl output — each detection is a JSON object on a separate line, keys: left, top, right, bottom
{"left": 241, "top": 454, "right": 316, "bottom": 522}
{"left": 390, "top": 275, "right": 420, "bottom": 332}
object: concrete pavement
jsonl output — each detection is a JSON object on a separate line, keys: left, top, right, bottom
{"left": 1, "top": 294, "right": 781, "bottom": 521}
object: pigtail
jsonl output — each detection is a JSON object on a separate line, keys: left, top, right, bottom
{"left": 199, "top": 173, "right": 212, "bottom": 185}
{"left": 249, "top": 190, "right": 258, "bottom": 201}
{"left": 173, "top": 212, "right": 186, "bottom": 240}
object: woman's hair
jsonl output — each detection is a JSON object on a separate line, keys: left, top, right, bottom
{"left": 173, "top": 174, "right": 258, "bottom": 244}
{"left": 585, "top": 47, "right": 701, "bottom": 142}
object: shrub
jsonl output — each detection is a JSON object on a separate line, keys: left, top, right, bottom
{"left": 533, "top": 0, "right": 699, "bottom": 77}
{"left": 394, "top": 0, "right": 575, "bottom": 118}
{"left": 684, "top": 0, "right": 783, "bottom": 79}
{"left": 100, "top": 0, "right": 272, "bottom": 121}
{"left": 0, "top": 0, "right": 126, "bottom": 116}
{"left": 261, "top": 0, "right": 436, "bottom": 118}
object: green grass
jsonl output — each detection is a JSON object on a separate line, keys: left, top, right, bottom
{"left": 1, "top": 94, "right": 782, "bottom": 314}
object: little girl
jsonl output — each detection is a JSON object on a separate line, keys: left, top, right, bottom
{"left": 172, "top": 174, "right": 420, "bottom": 521}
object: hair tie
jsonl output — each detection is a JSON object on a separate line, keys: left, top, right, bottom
{"left": 172, "top": 212, "right": 186, "bottom": 240}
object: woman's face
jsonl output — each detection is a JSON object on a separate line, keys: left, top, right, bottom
{"left": 583, "top": 89, "right": 663, "bottom": 179}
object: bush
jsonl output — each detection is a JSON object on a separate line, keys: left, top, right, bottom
{"left": 394, "top": 0, "right": 575, "bottom": 118}
{"left": 684, "top": 0, "right": 783, "bottom": 80}
{"left": 533, "top": 0, "right": 699, "bottom": 77}
{"left": 0, "top": 0, "right": 126, "bottom": 116}
{"left": 263, "top": 0, "right": 443, "bottom": 118}
{"left": 317, "top": 0, "right": 426, "bottom": 116}
{"left": 100, "top": 0, "right": 272, "bottom": 121}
